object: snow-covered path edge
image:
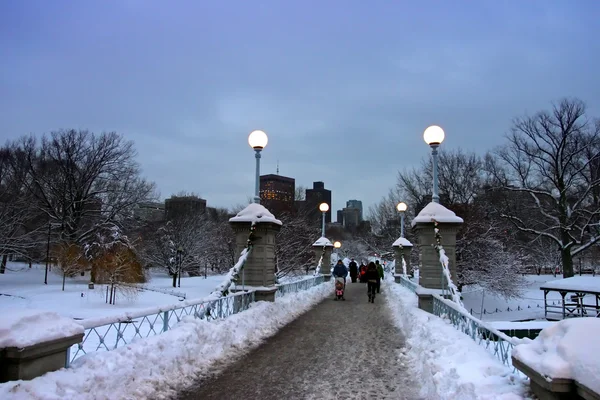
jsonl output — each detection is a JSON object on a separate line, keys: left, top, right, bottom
{"left": 383, "top": 281, "right": 530, "bottom": 400}
{"left": 0, "top": 283, "right": 333, "bottom": 400}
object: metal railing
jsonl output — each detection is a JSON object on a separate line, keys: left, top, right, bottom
{"left": 398, "top": 275, "right": 418, "bottom": 293}
{"left": 276, "top": 275, "right": 325, "bottom": 298}
{"left": 432, "top": 294, "right": 521, "bottom": 374}
{"left": 69, "top": 291, "right": 255, "bottom": 365}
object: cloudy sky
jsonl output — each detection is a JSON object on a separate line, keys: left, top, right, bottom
{"left": 1, "top": 1, "right": 599, "bottom": 216}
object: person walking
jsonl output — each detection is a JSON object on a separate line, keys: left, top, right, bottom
{"left": 366, "top": 262, "right": 380, "bottom": 303}
{"left": 349, "top": 258, "right": 358, "bottom": 283}
{"left": 375, "top": 260, "right": 384, "bottom": 293}
{"left": 358, "top": 263, "right": 367, "bottom": 283}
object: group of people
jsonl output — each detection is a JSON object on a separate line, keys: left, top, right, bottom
{"left": 331, "top": 258, "right": 385, "bottom": 303}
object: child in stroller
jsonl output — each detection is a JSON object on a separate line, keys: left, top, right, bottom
{"left": 334, "top": 277, "right": 345, "bottom": 300}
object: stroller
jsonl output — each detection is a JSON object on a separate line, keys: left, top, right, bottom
{"left": 334, "top": 277, "right": 346, "bottom": 301}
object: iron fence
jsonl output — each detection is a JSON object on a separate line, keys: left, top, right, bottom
{"left": 276, "top": 275, "right": 325, "bottom": 298}
{"left": 398, "top": 275, "right": 418, "bottom": 293}
{"left": 69, "top": 291, "right": 255, "bottom": 366}
{"left": 432, "top": 294, "right": 523, "bottom": 375}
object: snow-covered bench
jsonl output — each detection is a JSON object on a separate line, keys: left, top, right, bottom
{"left": 512, "top": 318, "right": 600, "bottom": 400}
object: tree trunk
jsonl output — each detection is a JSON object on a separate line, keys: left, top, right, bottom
{"left": 62, "top": 272, "right": 66, "bottom": 291}
{"left": 90, "top": 264, "right": 97, "bottom": 283}
{"left": 0, "top": 254, "right": 7, "bottom": 274}
{"left": 561, "top": 246, "right": 574, "bottom": 278}
{"left": 172, "top": 272, "right": 177, "bottom": 288}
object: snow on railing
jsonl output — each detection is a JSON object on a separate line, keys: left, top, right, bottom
{"left": 432, "top": 294, "right": 524, "bottom": 376}
{"left": 69, "top": 290, "right": 255, "bottom": 366}
{"left": 433, "top": 220, "right": 464, "bottom": 308}
{"left": 211, "top": 222, "right": 257, "bottom": 298}
{"left": 276, "top": 275, "right": 325, "bottom": 298}
{"left": 398, "top": 275, "right": 418, "bottom": 293}
{"left": 313, "top": 246, "right": 326, "bottom": 276}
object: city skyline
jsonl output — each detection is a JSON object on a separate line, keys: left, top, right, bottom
{"left": 1, "top": 1, "right": 599, "bottom": 215}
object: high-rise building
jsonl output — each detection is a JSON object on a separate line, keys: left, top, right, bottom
{"left": 260, "top": 174, "right": 295, "bottom": 216}
{"left": 342, "top": 207, "right": 361, "bottom": 229}
{"left": 165, "top": 195, "right": 207, "bottom": 220}
{"left": 337, "top": 210, "right": 343, "bottom": 224}
{"left": 346, "top": 199, "right": 363, "bottom": 221}
{"left": 306, "top": 181, "right": 332, "bottom": 223}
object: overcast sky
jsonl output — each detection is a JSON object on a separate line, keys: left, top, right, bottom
{"left": 1, "top": 1, "right": 599, "bottom": 216}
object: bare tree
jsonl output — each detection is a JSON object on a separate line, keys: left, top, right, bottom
{"left": 10, "top": 130, "right": 155, "bottom": 280}
{"left": 275, "top": 209, "right": 320, "bottom": 277}
{"left": 493, "top": 98, "right": 600, "bottom": 277}
{"left": 295, "top": 185, "right": 306, "bottom": 201}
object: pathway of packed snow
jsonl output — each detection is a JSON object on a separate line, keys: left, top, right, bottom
{"left": 177, "top": 282, "right": 420, "bottom": 400}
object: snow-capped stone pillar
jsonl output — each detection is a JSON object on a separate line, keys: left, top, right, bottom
{"left": 411, "top": 202, "right": 463, "bottom": 312}
{"left": 313, "top": 237, "right": 334, "bottom": 282}
{"left": 229, "top": 204, "right": 282, "bottom": 302}
{"left": 392, "top": 237, "right": 413, "bottom": 283}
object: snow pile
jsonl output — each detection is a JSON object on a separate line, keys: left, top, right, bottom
{"left": 384, "top": 282, "right": 528, "bottom": 400}
{"left": 411, "top": 202, "right": 464, "bottom": 226}
{"left": 540, "top": 276, "right": 600, "bottom": 292}
{"left": 512, "top": 318, "right": 600, "bottom": 393}
{"left": 392, "top": 237, "right": 413, "bottom": 247}
{"left": 0, "top": 282, "right": 332, "bottom": 400}
{"left": 229, "top": 203, "right": 282, "bottom": 225}
{"left": 0, "top": 310, "right": 84, "bottom": 348}
{"left": 312, "top": 236, "right": 333, "bottom": 247}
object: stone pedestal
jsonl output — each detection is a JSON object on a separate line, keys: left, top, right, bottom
{"left": 313, "top": 237, "right": 333, "bottom": 282}
{"left": 0, "top": 334, "right": 84, "bottom": 383}
{"left": 229, "top": 206, "right": 282, "bottom": 302}
{"left": 411, "top": 202, "right": 463, "bottom": 311}
{"left": 392, "top": 237, "right": 413, "bottom": 283}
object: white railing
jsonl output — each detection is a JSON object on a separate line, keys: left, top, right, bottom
{"left": 432, "top": 294, "right": 523, "bottom": 375}
{"left": 69, "top": 291, "right": 255, "bottom": 365}
{"left": 276, "top": 275, "right": 325, "bottom": 298}
{"left": 398, "top": 275, "right": 418, "bottom": 293}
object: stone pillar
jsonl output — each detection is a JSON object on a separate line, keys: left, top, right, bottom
{"left": 229, "top": 204, "right": 282, "bottom": 302}
{"left": 313, "top": 237, "right": 333, "bottom": 282}
{"left": 392, "top": 237, "right": 413, "bottom": 283}
{"left": 411, "top": 202, "right": 463, "bottom": 312}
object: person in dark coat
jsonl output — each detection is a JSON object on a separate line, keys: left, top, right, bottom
{"left": 332, "top": 260, "right": 348, "bottom": 283}
{"left": 366, "top": 262, "right": 381, "bottom": 303}
{"left": 349, "top": 258, "right": 358, "bottom": 283}
{"left": 375, "top": 260, "right": 384, "bottom": 293}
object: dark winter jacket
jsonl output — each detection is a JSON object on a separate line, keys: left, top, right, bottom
{"left": 333, "top": 263, "right": 348, "bottom": 278}
{"left": 349, "top": 261, "right": 358, "bottom": 275}
{"left": 366, "top": 265, "right": 380, "bottom": 283}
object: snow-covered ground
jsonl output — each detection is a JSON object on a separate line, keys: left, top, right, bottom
{"left": 0, "top": 281, "right": 333, "bottom": 400}
{"left": 462, "top": 274, "right": 600, "bottom": 322}
{"left": 0, "top": 262, "right": 225, "bottom": 320}
{"left": 384, "top": 280, "right": 530, "bottom": 400}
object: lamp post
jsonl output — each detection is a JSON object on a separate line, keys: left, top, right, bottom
{"left": 396, "top": 202, "right": 407, "bottom": 238}
{"left": 248, "top": 130, "right": 268, "bottom": 204}
{"left": 334, "top": 241, "right": 341, "bottom": 262}
{"left": 319, "top": 202, "right": 329, "bottom": 237}
{"left": 423, "top": 125, "right": 445, "bottom": 204}
{"left": 177, "top": 246, "right": 183, "bottom": 288}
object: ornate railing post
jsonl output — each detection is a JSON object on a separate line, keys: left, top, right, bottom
{"left": 392, "top": 237, "right": 413, "bottom": 283}
{"left": 312, "top": 237, "right": 333, "bottom": 282}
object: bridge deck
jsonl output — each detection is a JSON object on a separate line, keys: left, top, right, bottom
{"left": 176, "top": 282, "right": 420, "bottom": 400}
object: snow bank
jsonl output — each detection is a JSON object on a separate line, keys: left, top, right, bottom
{"left": 0, "top": 283, "right": 332, "bottom": 400}
{"left": 229, "top": 203, "right": 282, "bottom": 225}
{"left": 0, "top": 310, "right": 84, "bottom": 348}
{"left": 512, "top": 318, "right": 600, "bottom": 393}
{"left": 384, "top": 282, "right": 527, "bottom": 400}
{"left": 411, "top": 202, "right": 464, "bottom": 226}
{"left": 540, "top": 276, "right": 600, "bottom": 292}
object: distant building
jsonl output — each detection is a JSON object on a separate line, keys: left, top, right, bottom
{"left": 337, "top": 210, "right": 343, "bottom": 224}
{"left": 342, "top": 207, "right": 361, "bottom": 229}
{"left": 165, "top": 195, "right": 206, "bottom": 220}
{"left": 134, "top": 202, "right": 165, "bottom": 222}
{"left": 260, "top": 174, "right": 295, "bottom": 217}
{"left": 306, "top": 181, "right": 332, "bottom": 223}
{"left": 346, "top": 199, "right": 363, "bottom": 221}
